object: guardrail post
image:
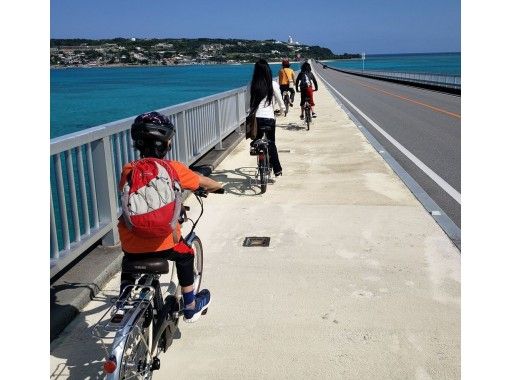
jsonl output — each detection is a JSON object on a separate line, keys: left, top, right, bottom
{"left": 91, "top": 136, "right": 119, "bottom": 246}
{"left": 175, "top": 111, "right": 189, "bottom": 165}
{"left": 236, "top": 91, "right": 244, "bottom": 134}
{"left": 50, "top": 192, "right": 59, "bottom": 259}
{"left": 214, "top": 99, "right": 224, "bottom": 150}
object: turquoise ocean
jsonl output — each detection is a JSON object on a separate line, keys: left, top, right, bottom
{"left": 324, "top": 52, "right": 460, "bottom": 75}
{"left": 51, "top": 53, "right": 460, "bottom": 138}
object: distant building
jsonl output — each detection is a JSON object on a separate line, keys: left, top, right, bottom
{"left": 131, "top": 38, "right": 136, "bottom": 42}
{"left": 288, "top": 35, "right": 293, "bottom": 44}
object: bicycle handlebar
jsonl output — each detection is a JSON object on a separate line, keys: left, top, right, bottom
{"left": 194, "top": 187, "right": 225, "bottom": 197}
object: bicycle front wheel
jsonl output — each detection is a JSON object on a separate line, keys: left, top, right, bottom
{"left": 190, "top": 236, "right": 203, "bottom": 294}
{"left": 171, "top": 236, "right": 203, "bottom": 307}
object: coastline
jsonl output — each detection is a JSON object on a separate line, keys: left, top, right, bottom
{"left": 50, "top": 60, "right": 302, "bottom": 70}
{"left": 51, "top": 62, "right": 228, "bottom": 70}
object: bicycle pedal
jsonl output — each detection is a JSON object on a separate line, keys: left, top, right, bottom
{"left": 151, "top": 357, "right": 161, "bottom": 371}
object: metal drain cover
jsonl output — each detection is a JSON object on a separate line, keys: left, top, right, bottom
{"left": 243, "top": 237, "right": 270, "bottom": 247}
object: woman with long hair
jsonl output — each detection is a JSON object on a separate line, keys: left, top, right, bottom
{"left": 246, "top": 59, "right": 284, "bottom": 176}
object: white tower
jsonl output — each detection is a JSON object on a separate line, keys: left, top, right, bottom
{"left": 288, "top": 35, "right": 293, "bottom": 44}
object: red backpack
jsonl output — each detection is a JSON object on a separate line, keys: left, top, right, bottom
{"left": 120, "top": 158, "right": 183, "bottom": 238}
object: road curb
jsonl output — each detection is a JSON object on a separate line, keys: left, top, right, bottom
{"left": 50, "top": 246, "right": 123, "bottom": 341}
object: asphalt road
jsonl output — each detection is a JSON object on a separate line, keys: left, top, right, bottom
{"left": 313, "top": 63, "right": 461, "bottom": 228}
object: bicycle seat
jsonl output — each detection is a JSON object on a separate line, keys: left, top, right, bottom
{"left": 122, "top": 256, "right": 170, "bottom": 274}
{"left": 253, "top": 139, "right": 268, "bottom": 148}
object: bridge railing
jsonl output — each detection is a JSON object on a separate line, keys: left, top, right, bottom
{"left": 321, "top": 64, "right": 460, "bottom": 91}
{"left": 50, "top": 86, "right": 247, "bottom": 277}
{"left": 358, "top": 69, "right": 461, "bottom": 90}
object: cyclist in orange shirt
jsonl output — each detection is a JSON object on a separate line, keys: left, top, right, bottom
{"left": 278, "top": 58, "right": 296, "bottom": 106}
{"left": 118, "top": 111, "right": 222, "bottom": 323}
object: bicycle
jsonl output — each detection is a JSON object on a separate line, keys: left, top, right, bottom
{"left": 304, "top": 96, "right": 312, "bottom": 131}
{"left": 282, "top": 90, "right": 291, "bottom": 116}
{"left": 93, "top": 187, "right": 224, "bottom": 380}
{"left": 250, "top": 125, "right": 271, "bottom": 194}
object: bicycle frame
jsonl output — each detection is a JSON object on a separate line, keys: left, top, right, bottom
{"left": 255, "top": 132, "right": 270, "bottom": 170}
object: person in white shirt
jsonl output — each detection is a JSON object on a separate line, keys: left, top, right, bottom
{"left": 245, "top": 59, "right": 284, "bottom": 176}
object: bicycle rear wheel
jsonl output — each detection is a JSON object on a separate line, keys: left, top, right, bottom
{"left": 284, "top": 95, "right": 289, "bottom": 116}
{"left": 305, "top": 107, "right": 311, "bottom": 130}
{"left": 111, "top": 307, "right": 153, "bottom": 380}
{"left": 258, "top": 150, "right": 268, "bottom": 194}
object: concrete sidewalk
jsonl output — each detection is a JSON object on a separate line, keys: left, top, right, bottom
{"left": 50, "top": 72, "right": 460, "bottom": 379}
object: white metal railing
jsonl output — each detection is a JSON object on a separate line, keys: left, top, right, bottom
{"left": 358, "top": 69, "right": 461, "bottom": 89}
{"left": 50, "top": 86, "right": 247, "bottom": 276}
{"left": 323, "top": 65, "right": 460, "bottom": 90}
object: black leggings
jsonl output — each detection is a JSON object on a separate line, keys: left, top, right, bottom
{"left": 279, "top": 85, "right": 295, "bottom": 102}
{"left": 254, "top": 118, "right": 282, "bottom": 174}
{"left": 120, "top": 249, "right": 195, "bottom": 293}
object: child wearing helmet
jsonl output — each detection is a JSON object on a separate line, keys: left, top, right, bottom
{"left": 118, "top": 111, "right": 223, "bottom": 323}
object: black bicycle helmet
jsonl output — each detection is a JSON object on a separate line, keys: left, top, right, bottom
{"left": 131, "top": 111, "right": 176, "bottom": 158}
{"left": 131, "top": 111, "right": 175, "bottom": 142}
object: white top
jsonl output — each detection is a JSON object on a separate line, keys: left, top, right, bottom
{"left": 245, "top": 80, "right": 284, "bottom": 119}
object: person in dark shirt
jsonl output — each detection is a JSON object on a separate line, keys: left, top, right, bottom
{"left": 295, "top": 61, "right": 319, "bottom": 119}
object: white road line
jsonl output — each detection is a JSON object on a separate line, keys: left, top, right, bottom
{"left": 315, "top": 70, "right": 461, "bottom": 205}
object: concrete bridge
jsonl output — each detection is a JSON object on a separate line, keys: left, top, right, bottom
{"left": 50, "top": 67, "right": 460, "bottom": 379}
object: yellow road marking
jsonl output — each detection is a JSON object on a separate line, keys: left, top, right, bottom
{"left": 344, "top": 77, "right": 461, "bottom": 119}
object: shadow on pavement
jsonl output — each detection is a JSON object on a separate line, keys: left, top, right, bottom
{"left": 51, "top": 282, "right": 112, "bottom": 379}
{"left": 277, "top": 121, "right": 307, "bottom": 131}
{"left": 209, "top": 167, "right": 273, "bottom": 196}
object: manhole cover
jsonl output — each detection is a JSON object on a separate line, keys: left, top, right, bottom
{"left": 243, "top": 237, "right": 270, "bottom": 247}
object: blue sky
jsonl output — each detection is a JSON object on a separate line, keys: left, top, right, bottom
{"left": 51, "top": 0, "right": 460, "bottom": 54}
